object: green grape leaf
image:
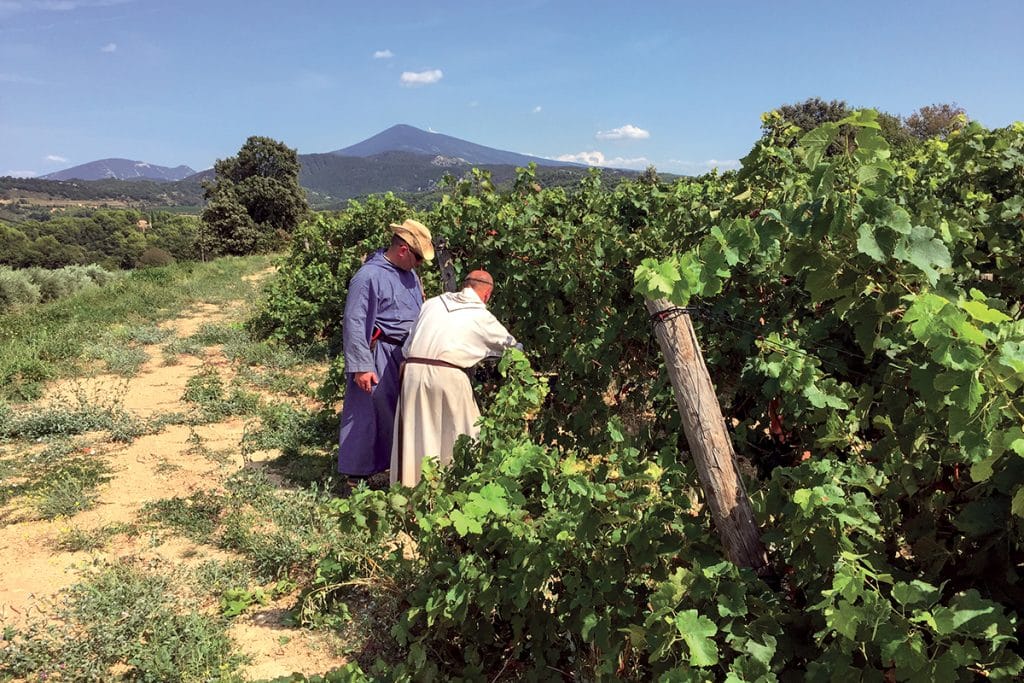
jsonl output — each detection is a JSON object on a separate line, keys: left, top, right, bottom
{"left": 841, "top": 109, "right": 882, "bottom": 130}
{"left": 894, "top": 226, "right": 951, "bottom": 285}
{"left": 892, "top": 580, "right": 939, "bottom": 607}
{"left": 970, "top": 452, "right": 1001, "bottom": 482}
{"left": 998, "top": 341, "right": 1024, "bottom": 374}
{"left": 856, "top": 223, "right": 887, "bottom": 262}
{"left": 800, "top": 122, "right": 840, "bottom": 169}
{"left": 960, "top": 300, "right": 1011, "bottom": 324}
{"left": 673, "top": 610, "right": 719, "bottom": 667}
{"left": 949, "top": 372, "right": 984, "bottom": 413}
{"left": 904, "top": 293, "right": 948, "bottom": 340}
{"left": 804, "top": 382, "right": 848, "bottom": 409}
{"left": 1012, "top": 488, "right": 1024, "bottom": 518}
{"left": 953, "top": 499, "right": 1003, "bottom": 537}
{"left": 644, "top": 260, "right": 681, "bottom": 297}
{"left": 828, "top": 600, "right": 862, "bottom": 640}
{"left": 449, "top": 509, "right": 482, "bottom": 536}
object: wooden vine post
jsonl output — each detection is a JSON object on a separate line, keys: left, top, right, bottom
{"left": 646, "top": 298, "right": 770, "bottom": 575}
{"left": 433, "top": 237, "right": 459, "bottom": 293}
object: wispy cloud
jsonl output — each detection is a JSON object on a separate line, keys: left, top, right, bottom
{"left": 532, "top": 105, "right": 542, "bottom": 114}
{"left": 596, "top": 124, "right": 650, "bottom": 140}
{"left": 5, "top": 170, "right": 38, "bottom": 178}
{"left": 400, "top": 69, "right": 443, "bottom": 86}
{"left": 468, "top": 100, "right": 479, "bottom": 108}
{"left": 1, "top": 0, "right": 135, "bottom": 19}
{"left": 294, "top": 71, "right": 333, "bottom": 90}
{"left": 666, "top": 158, "right": 741, "bottom": 174}
{"left": 373, "top": 49, "right": 393, "bottom": 59}
{"left": 0, "top": 72, "right": 45, "bottom": 84}
{"left": 100, "top": 42, "right": 116, "bottom": 52}
{"left": 45, "top": 154, "right": 67, "bottom": 163}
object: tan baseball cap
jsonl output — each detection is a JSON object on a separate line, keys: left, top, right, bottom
{"left": 389, "top": 219, "right": 434, "bottom": 261}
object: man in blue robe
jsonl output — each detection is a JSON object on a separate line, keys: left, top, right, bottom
{"left": 337, "top": 219, "right": 434, "bottom": 482}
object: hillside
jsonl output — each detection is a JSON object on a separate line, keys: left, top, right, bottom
{"left": 6, "top": 124, "right": 639, "bottom": 211}
{"left": 4, "top": 158, "right": 640, "bottom": 212}
{"left": 42, "top": 158, "right": 196, "bottom": 182}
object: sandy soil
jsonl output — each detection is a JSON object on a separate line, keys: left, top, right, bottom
{"left": 0, "top": 293, "right": 347, "bottom": 680}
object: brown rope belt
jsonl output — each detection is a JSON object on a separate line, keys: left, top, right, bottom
{"left": 404, "top": 356, "right": 466, "bottom": 370}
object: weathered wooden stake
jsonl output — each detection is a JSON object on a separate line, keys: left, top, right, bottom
{"left": 645, "top": 297, "right": 769, "bottom": 575}
{"left": 433, "top": 237, "right": 459, "bottom": 293}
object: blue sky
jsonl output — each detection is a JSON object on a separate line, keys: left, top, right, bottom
{"left": 2, "top": 0, "right": 1022, "bottom": 178}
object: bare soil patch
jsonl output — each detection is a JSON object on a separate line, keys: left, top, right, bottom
{"left": 0, "top": 295, "right": 347, "bottom": 679}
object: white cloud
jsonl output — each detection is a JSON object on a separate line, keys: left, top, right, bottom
{"left": 596, "top": 124, "right": 650, "bottom": 140}
{"left": 6, "top": 170, "right": 38, "bottom": 178}
{"left": 45, "top": 154, "right": 67, "bottom": 162}
{"left": 605, "top": 156, "right": 650, "bottom": 169}
{"left": 373, "top": 49, "right": 394, "bottom": 59}
{"left": 468, "top": 100, "right": 479, "bottom": 108}
{"left": 666, "top": 158, "right": 742, "bottom": 174}
{"left": 400, "top": 69, "right": 443, "bottom": 86}
{"left": 100, "top": 42, "right": 116, "bottom": 52}
{"left": 555, "top": 150, "right": 651, "bottom": 169}
{"left": 556, "top": 150, "right": 606, "bottom": 166}
{"left": 532, "top": 105, "right": 542, "bottom": 114}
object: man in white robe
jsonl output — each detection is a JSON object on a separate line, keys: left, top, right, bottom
{"left": 390, "top": 270, "right": 519, "bottom": 486}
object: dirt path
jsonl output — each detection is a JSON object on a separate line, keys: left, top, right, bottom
{"left": 0, "top": 289, "right": 347, "bottom": 680}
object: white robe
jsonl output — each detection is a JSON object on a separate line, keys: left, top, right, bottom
{"left": 390, "top": 288, "right": 518, "bottom": 486}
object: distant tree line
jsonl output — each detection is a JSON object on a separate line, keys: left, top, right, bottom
{"left": 768, "top": 98, "right": 969, "bottom": 153}
{"left": 0, "top": 209, "right": 200, "bottom": 269}
{"left": 0, "top": 176, "right": 206, "bottom": 206}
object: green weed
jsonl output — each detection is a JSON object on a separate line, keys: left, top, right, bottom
{"left": 189, "top": 321, "right": 243, "bottom": 347}
{"left": 54, "top": 522, "right": 136, "bottom": 552}
{"left": 0, "top": 439, "right": 113, "bottom": 521}
{"left": 112, "top": 322, "right": 173, "bottom": 345}
{"left": 242, "top": 403, "right": 336, "bottom": 484}
{"left": 140, "top": 490, "right": 226, "bottom": 543}
{"left": 183, "top": 368, "right": 262, "bottom": 423}
{"left": 218, "top": 469, "right": 340, "bottom": 580}
{"left": 238, "top": 365, "right": 319, "bottom": 398}
{"left": 0, "top": 380, "right": 150, "bottom": 444}
{"left": 83, "top": 340, "right": 150, "bottom": 376}
{"left": 2, "top": 402, "right": 114, "bottom": 440}
{"left": 32, "top": 457, "right": 113, "bottom": 519}
{"left": 0, "top": 561, "right": 246, "bottom": 681}
{"left": 188, "top": 559, "right": 257, "bottom": 600}
{"left": 220, "top": 585, "right": 270, "bottom": 617}
{"left": 161, "top": 336, "right": 205, "bottom": 362}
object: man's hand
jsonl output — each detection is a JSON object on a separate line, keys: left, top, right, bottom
{"left": 354, "top": 371, "right": 378, "bottom": 393}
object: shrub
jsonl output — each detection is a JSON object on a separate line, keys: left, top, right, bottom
{"left": 24, "top": 266, "right": 98, "bottom": 302}
{"left": 70, "top": 263, "right": 116, "bottom": 286}
{"left": 137, "top": 246, "right": 176, "bottom": 268}
{"left": 0, "top": 267, "right": 41, "bottom": 311}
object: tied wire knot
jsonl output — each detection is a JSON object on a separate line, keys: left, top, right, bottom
{"left": 649, "top": 306, "right": 701, "bottom": 327}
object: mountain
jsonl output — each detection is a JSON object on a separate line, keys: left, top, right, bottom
{"left": 297, "top": 150, "right": 639, "bottom": 208}
{"left": 42, "top": 158, "right": 196, "bottom": 182}
{"left": 13, "top": 125, "right": 640, "bottom": 210}
{"left": 299, "top": 150, "right": 474, "bottom": 199}
{"left": 331, "top": 124, "right": 580, "bottom": 168}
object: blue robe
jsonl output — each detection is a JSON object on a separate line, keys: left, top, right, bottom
{"left": 337, "top": 249, "right": 423, "bottom": 476}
